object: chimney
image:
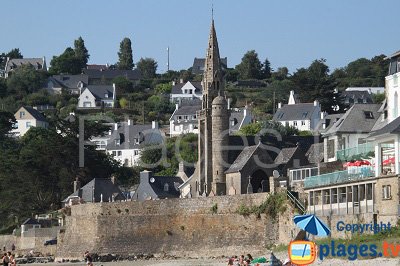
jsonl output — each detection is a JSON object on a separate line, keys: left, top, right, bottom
{"left": 114, "top": 123, "right": 118, "bottom": 130}
{"left": 175, "top": 103, "right": 179, "bottom": 110}
{"left": 73, "top": 177, "right": 81, "bottom": 192}
{"left": 227, "top": 98, "right": 231, "bottom": 110}
{"left": 140, "top": 170, "right": 152, "bottom": 184}
{"left": 243, "top": 106, "right": 247, "bottom": 117}
{"left": 320, "top": 111, "right": 326, "bottom": 119}
{"left": 180, "top": 78, "right": 183, "bottom": 84}
{"left": 178, "top": 161, "right": 185, "bottom": 173}
{"left": 112, "top": 83, "right": 116, "bottom": 100}
{"left": 314, "top": 100, "right": 319, "bottom": 106}
{"left": 152, "top": 121, "right": 158, "bottom": 129}
{"left": 109, "top": 129, "right": 112, "bottom": 135}
{"left": 128, "top": 119, "right": 131, "bottom": 126}
{"left": 278, "top": 102, "right": 282, "bottom": 109}
{"left": 172, "top": 80, "right": 176, "bottom": 86}
{"left": 111, "top": 175, "right": 116, "bottom": 184}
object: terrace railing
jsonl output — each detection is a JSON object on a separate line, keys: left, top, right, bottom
{"left": 336, "top": 143, "right": 374, "bottom": 161}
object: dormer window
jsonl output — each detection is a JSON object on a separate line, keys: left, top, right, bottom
{"left": 104, "top": 93, "right": 108, "bottom": 98}
{"left": 302, "top": 112, "right": 308, "bottom": 118}
{"left": 134, "top": 138, "right": 139, "bottom": 144}
{"left": 19, "top": 111, "right": 25, "bottom": 118}
{"left": 164, "top": 183, "right": 169, "bottom": 192}
{"left": 364, "top": 111, "right": 374, "bottom": 119}
{"left": 115, "top": 139, "right": 120, "bottom": 146}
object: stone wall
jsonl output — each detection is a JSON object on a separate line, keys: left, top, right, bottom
{"left": 56, "top": 193, "right": 295, "bottom": 260}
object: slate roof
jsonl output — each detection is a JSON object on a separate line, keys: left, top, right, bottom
{"left": 305, "top": 143, "right": 324, "bottom": 164}
{"left": 149, "top": 175, "right": 183, "bottom": 198}
{"left": 82, "top": 69, "right": 141, "bottom": 80}
{"left": 341, "top": 90, "right": 373, "bottom": 104}
{"left": 192, "top": 57, "right": 228, "bottom": 75}
{"left": 171, "top": 81, "right": 202, "bottom": 94}
{"left": 225, "top": 144, "right": 259, "bottom": 173}
{"left": 273, "top": 103, "right": 319, "bottom": 121}
{"left": 86, "top": 64, "right": 108, "bottom": 70}
{"left": 368, "top": 116, "right": 400, "bottom": 138}
{"left": 274, "top": 147, "right": 298, "bottom": 165}
{"left": 6, "top": 58, "right": 45, "bottom": 72}
{"left": 106, "top": 123, "right": 162, "bottom": 150}
{"left": 314, "top": 114, "right": 343, "bottom": 133}
{"left": 22, "top": 218, "right": 40, "bottom": 225}
{"left": 174, "top": 104, "right": 201, "bottom": 116}
{"left": 86, "top": 85, "right": 114, "bottom": 100}
{"left": 62, "top": 178, "right": 125, "bottom": 203}
{"left": 21, "top": 106, "right": 47, "bottom": 122}
{"left": 323, "top": 104, "right": 381, "bottom": 136}
{"left": 51, "top": 74, "right": 88, "bottom": 89}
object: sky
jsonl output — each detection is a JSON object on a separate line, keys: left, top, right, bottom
{"left": 2, "top": 0, "right": 400, "bottom": 73}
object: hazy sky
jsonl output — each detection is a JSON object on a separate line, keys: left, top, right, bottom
{"left": 3, "top": 0, "right": 399, "bottom": 73}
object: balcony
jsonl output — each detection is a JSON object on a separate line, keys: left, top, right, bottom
{"left": 336, "top": 143, "right": 374, "bottom": 161}
{"left": 304, "top": 167, "right": 374, "bottom": 189}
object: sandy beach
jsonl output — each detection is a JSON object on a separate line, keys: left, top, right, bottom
{"left": 26, "top": 257, "right": 400, "bottom": 266}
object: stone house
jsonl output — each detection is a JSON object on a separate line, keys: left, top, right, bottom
{"left": 4, "top": 57, "right": 46, "bottom": 78}
{"left": 44, "top": 74, "right": 88, "bottom": 95}
{"left": 11, "top": 106, "right": 49, "bottom": 137}
{"left": 273, "top": 90, "right": 322, "bottom": 131}
{"left": 78, "top": 84, "right": 116, "bottom": 108}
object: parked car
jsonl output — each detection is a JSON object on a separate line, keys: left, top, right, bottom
{"left": 44, "top": 238, "right": 57, "bottom": 246}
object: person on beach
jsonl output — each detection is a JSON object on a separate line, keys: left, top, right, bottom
{"left": 7, "top": 252, "right": 15, "bottom": 266}
{"left": 84, "top": 251, "right": 93, "bottom": 266}
{"left": 1, "top": 253, "right": 8, "bottom": 266}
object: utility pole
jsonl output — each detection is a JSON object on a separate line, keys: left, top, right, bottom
{"left": 167, "top": 46, "right": 170, "bottom": 72}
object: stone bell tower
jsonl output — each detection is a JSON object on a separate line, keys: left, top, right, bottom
{"left": 197, "top": 19, "right": 229, "bottom": 196}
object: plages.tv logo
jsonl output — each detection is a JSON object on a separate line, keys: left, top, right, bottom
{"left": 289, "top": 214, "right": 331, "bottom": 265}
{"left": 288, "top": 240, "right": 317, "bottom": 265}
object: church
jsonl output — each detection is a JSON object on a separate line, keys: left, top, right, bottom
{"left": 178, "top": 19, "right": 280, "bottom": 198}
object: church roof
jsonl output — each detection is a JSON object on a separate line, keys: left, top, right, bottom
{"left": 212, "top": 95, "right": 227, "bottom": 105}
{"left": 225, "top": 144, "right": 259, "bottom": 173}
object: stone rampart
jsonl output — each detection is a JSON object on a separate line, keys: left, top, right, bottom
{"left": 56, "top": 193, "right": 295, "bottom": 260}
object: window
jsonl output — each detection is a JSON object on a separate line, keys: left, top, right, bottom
{"left": 134, "top": 150, "right": 139, "bottom": 156}
{"left": 134, "top": 138, "right": 139, "bottom": 144}
{"left": 19, "top": 111, "right": 25, "bottom": 118}
{"left": 12, "top": 123, "right": 18, "bottom": 129}
{"left": 364, "top": 111, "right": 374, "bottom": 119}
{"left": 302, "top": 112, "right": 308, "bottom": 118}
{"left": 184, "top": 115, "right": 188, "bottom": 120}
{"left": 277, "top": 112, "right": 284, "bottom": 119}
{"left": 112, "top": 151, "right": 116, "bottom": 156}
{"left": 177, "top": 116, "right": 182, "bottom": 120}
{"left": 115, "top": 139, "right": 120, "bottom": 146}
{"left": 293, "top": 121, "right": 297, "bottom": 126}
{"left": 26, "top": 122, "right": 32, "bottom": 128}
{"left": 382, "top": 185, "right": 391, "bottom": 199}
{"left": 301, "top": 121, "right": 305, "bottom": 126}
{"left": 117, "top": 151, "right": 122, "bottom": 156}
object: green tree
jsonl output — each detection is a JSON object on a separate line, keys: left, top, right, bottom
{"left": 155, "top": 82, "right": 172, "bottom": 94}
{"left": 0, "top": 48, "right": 23, "bottom": 69}
{"left": 262, "top": 58, "right": 272, "bottom": 79}
{"left": 118, "top": 38, "right": 134, "bottom": 70}
{"left": 74, "top": 36, "right": 90, "bottom": 68}
{"left": 235, "top": 50, "right": 263, "bottom": 80}
{"left": 49, "top": 47, "right": 82, "bottom": 75}
{"left": 236, "top": 123, "right": 262, "bottom": 136}
{"left": 119, "top": 97, "right": 128, "bottom": 108}
{"left": 112, "top": 76, "right": 133, "bottom": 94}
{"left": 7, "top": 64, "right": 47, "bottom": 95}
{"left": 137, "top": 58, "right": 157, "bottom": 79}
{"left": 271, "top": 67, "right": 289, "bottom": 81}
{"left": 0, "top": 111, "right": 15, "bottom": 138}
{"left": 0, "top": 78, "right": 7, "bottom": 98}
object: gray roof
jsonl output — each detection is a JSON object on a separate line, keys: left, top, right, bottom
{"left": 149, "top": 175, "right": 183, "bottom": 198}
{"left": 22, "top": 106, "right": 47, "bottom": 122}
{"left": 6, "top": 58, "right": 45, "bottom": 72}
{"left": 274, "top": 147, "right": 298, "bottom": 165}
{"left": 171, "top": 81, "right": 202, "bottom": 94}
{"left": 22, "top": 218, "right": 40, "bottom": 225}
{"left": 341, "top": 91, "right": 373, "bottom": 104}
{"left": 106, "top": 123, "right": 162, "bottom": 150}
{"left": 273, "top": 103, "right": 318, "bottom": 121}
{"left": 368, "top": 116, "right": 400, "bottom": 138}
{"left": 86, "top": 85, "right": 114, "bottom": 100}
{"left": 323, "top": 104, "right": 381, "bottom": 136}
{"left": 82, "top": 69, "right": 141, "bottom": 80}
{"left": 305, "top": 143, "right": 324, "bottom": 164}
{"left": 50, "top": 74, "right": 88, "bottom": 89}
{"left": 192, "top": 57, "right": 228, "bottom": 75}
{"left": 63, "top": 178, "right": 125, "bottom": 203}
{"left": 225, "top": 144, "right": 259, "bottom": 174}
{"left": 314, "top": 114, "right": 343, "bottom": 133}
{"left": 174, "top": 104, "right": 201, "bottom": 116}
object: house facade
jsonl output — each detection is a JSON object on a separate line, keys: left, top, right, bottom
{"left": 78, "top": 84, "right": 116, "bottom": 108}
{"left": 11, "top": 106, "right": 49, "bottom": 137}
{"left": 4, "top": 57, "right": 46, "bottom": 78}
{"left": 170, "top": 81, "right": 202, "bottom": 105}
{"left": 273, "top": 90, "right": 322, "bottom": 131}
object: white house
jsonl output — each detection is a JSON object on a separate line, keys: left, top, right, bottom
{"left": 11, "top": 106, "right": 49, "bottom": 137}
{"left": 170, "top": 81, "right": 202, "bottom": 105}
{"left": 273, "top": 90, "right": 322, "bottom": 131}
{"left": 345, "top": 87, "right": 385, "bottom": 95}
{"left": 91, "top": 120, "right": 163, "bottom": 167}
{"left": 78, "top": 84, "right": 116, "bottom": 108}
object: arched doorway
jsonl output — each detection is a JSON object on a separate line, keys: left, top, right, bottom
{"left": 250, "top": 169, "right": 269, "bottom": 193}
